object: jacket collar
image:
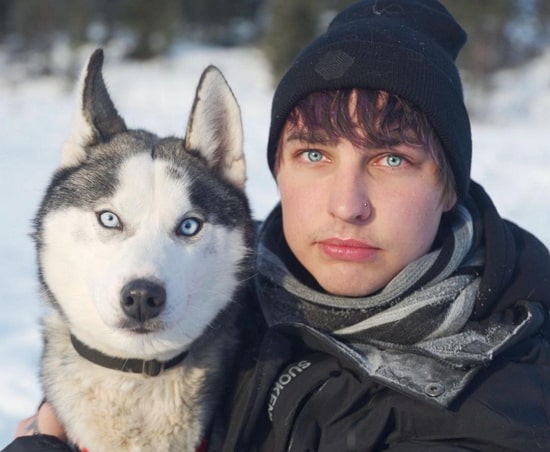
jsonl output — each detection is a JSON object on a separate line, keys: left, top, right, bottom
{"left": 274, "top": 300, "right": 545, "bottom": 407}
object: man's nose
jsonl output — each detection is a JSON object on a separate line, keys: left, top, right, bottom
{"left": 327, "top": 169, "right": 371, "bottom": 222}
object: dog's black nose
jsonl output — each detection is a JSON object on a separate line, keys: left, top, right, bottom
{"left": 120, "top": 279, "right": 166, "bottom": 322}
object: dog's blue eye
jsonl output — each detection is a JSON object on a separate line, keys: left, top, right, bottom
{"left": 178, "top": 217, "right": 203, "bottom": 237}
{"left": 98, "top": 211, "right": 121, "bottom": 229}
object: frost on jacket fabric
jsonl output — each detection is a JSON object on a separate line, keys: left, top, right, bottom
{"left": 222, "top": 181, "right": 550, "bottom": 451}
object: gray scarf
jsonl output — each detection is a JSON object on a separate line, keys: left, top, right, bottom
{"left": 256, "top": 205, "right": 483, "bottom": 346}
{"left": 255, "top": 203, "right": 546, "bottom": 406}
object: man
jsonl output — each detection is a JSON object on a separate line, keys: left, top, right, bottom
{"left": 220, "top": 0, "right": 550, "bottom": 450}
{"left": 5, "top": 0, "right": 550, "bottom": 450}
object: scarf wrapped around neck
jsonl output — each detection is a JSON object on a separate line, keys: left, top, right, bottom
{"left": 256, "top": 204, "right": 484, "bottom": 346}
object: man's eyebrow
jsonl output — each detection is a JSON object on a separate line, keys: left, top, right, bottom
{"left": 283, "top": 129, "right": 425, "bottom": 157}
{"left": 284, "top": 130, "right": 337, "bottom": 145}
{"left": 284, "top": 129, "right": 380, "bottom": 154}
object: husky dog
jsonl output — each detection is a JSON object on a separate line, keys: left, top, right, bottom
{"left": 34, "top": 49, "right": 254, "bottom": 451}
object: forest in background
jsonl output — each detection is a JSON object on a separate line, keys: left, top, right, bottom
{"left": 1, "top": 0, "right": 550, "bottom": 85}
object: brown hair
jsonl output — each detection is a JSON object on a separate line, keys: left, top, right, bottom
{"left": 275, "top": 89, "right": 456, "bottom": 206}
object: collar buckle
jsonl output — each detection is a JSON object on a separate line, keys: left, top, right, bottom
{"left": 141, "top": 359, "right": 164, "bottom": 377}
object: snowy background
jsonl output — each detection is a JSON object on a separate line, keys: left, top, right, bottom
{"left": 0, "top": 44, "right": 549, "bottom": 445}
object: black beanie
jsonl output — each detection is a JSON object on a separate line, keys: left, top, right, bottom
{"left": 267, "top": 0, "right": 471, "bottom": 200}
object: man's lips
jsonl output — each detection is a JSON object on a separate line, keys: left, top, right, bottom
{"left": 317, "top": 238, "right": 379, "bottom": 261}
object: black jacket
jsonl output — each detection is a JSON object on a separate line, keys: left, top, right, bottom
{"left": 223, "top": 316, "right": 550, "bottom": 451}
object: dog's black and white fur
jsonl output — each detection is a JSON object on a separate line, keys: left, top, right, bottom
{"left": 34, "top": 49, "right": 254, "bottom": 451}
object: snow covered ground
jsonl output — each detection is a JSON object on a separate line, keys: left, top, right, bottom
{"left": 0, "top": 44, "right": 548, "bottom": 444}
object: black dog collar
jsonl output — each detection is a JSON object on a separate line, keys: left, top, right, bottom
{"left": 70, "top": 334, "right": 188, "bottom": 377}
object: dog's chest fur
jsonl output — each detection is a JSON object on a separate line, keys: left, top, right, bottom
{"left": 42, "top": 312, "right": 217, "bottom": 451}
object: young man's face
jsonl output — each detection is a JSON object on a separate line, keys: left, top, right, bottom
{"left": 276, "top": 123, "right": 455, "bottom": 297}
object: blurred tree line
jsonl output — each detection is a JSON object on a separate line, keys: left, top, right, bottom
{"left": 0, "top": 0, "right": 262, "bottom": 76}
{"left": 1, "top": 0, "right": 549, "bottom": 83}
{"left": 263, "top": 0, "right": 550, "bottom": 82}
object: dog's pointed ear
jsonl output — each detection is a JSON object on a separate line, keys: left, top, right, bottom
{"left": 184, "top": 66, "right": 246, "bottom": 191}
{"left": 61, "top": 48, "right": 127, "bottom": 167}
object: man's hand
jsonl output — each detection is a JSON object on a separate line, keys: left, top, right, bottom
{"left": 15, "top": 402, "right": 67, "bottom": 441}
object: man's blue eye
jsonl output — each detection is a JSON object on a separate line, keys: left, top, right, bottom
{"left": 306, "top": 150, "right": 323, "bottom": 162}
{"left": 178, "top": 217, "right": 203, "bottom": 237}
{"left": 386, "top": 155, "right": 403, "bottom": 167}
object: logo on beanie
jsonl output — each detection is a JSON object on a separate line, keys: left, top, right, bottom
{"left": 315, "top": 50, "right": 355, "bottom": 80}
